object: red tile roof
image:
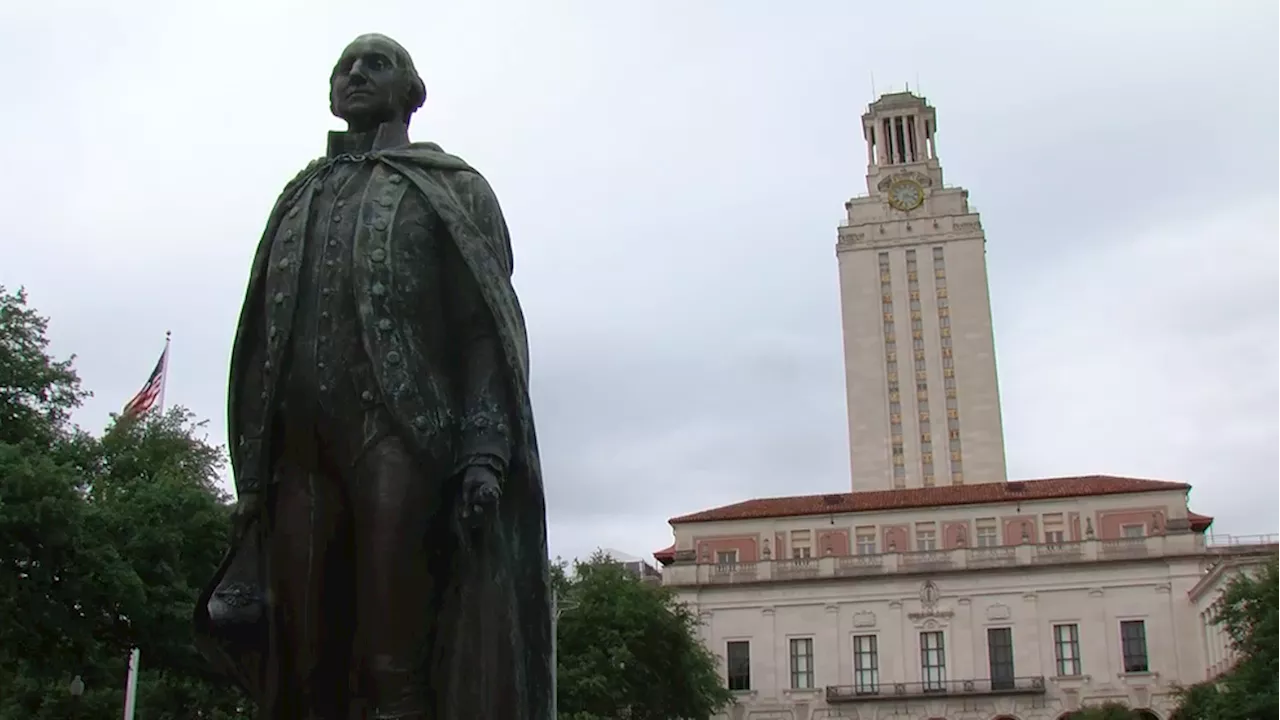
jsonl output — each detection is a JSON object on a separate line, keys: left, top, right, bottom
{"left": 653, "top": 543, "right": 676, "bottom": 565}
{"left": 1188, "top": 512, "right": 1214, "bottom": 532}
{"left": 668, "top": 475, "right": 1191, "bottom": 524}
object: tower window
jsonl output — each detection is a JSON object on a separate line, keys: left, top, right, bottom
{"left": 894, "top": 116, "right": 907, "bottom": 164}
{"left": 882, "top": 118, "right": 893, "bottom": 165}
{"left": 907, "top": 115, "right": 918, "bottom": 162}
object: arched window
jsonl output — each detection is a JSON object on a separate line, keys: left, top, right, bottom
{"left": 1134, "top": 711, "right": 1161, "bottom": 720}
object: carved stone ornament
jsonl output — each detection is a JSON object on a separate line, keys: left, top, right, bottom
{"left": 876, "top": 170, "right": 934, "bottom": 191}
{"left": 919, "top": 579, "right": 941, "bottom": 610}
{"left": 852, "top": 610, "right": 877, "bottom": 628}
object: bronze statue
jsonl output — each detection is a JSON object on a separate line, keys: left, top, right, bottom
{"left": 194, "top": 34, "right": 552, "bottom": 719}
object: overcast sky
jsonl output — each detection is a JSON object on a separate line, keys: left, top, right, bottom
{"left": 2, "top": 1, "right": 1276, "bottom": 563}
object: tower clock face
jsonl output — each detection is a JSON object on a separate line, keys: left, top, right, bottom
{"left": 887, "top": 179, "right": 924, "bottom": 211}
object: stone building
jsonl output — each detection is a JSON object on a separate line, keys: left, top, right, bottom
{"left": 654, "top": 477, "right": 1275, "bottom": 719}
{"left": 650, "top": 92, "right": 1277, "bottom": 720}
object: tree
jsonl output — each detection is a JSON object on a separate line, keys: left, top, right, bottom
{"left": 0, "top": 287, "right": 249, "bottom": 718}
{"left": 0, "top": 285, "right": 133, "bottom": 690}
{"left": 554, "top": 552, "right": 733, "bottom": 720}
{"left": 0, "top": 286, "right": 89, "bottom": 449}
{"left": 1171, "top": 559, "right": 1278, "bottom": 720}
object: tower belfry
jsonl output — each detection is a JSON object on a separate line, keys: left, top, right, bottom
{"left": 836, "top": 92, "right": 1008, "bottom": 492}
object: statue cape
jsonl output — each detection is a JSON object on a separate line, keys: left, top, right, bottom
{"left": 194, "top": 143, "right": 552, "bottom": 717}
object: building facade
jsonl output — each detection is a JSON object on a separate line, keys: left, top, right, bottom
{"left": 838, "top": 92, "right": 1006, "bottom": 492}
{"left": 654, "top": 478, "right": 1275, "bottom": 720}
{"left": 651, "top": 92, "right": 1276, "bottom": 720}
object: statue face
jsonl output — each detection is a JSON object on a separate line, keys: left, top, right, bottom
{"left": 330, "top": 36, "right": 406, "bottom": 130}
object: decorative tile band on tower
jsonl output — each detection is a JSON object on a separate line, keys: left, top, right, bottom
{"left": 906, "top": 249, "right": 935, "bottom": 487}
{"left": 933, "top": 245, "right": 965, "bottom": 484}
{"left": 879, "top": 251, "right": 907, "bottom": 489}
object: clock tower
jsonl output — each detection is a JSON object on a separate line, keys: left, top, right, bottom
{"left": 836, "top": 91, "right": 1008, "bottom": 492}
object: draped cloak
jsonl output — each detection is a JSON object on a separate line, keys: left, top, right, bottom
{"left": 193, "top": 143, "right": 552, "bottom": 718}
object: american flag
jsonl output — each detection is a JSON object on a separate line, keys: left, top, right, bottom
{"left": 121, "top": 336, "right": 170, "bottom": 418}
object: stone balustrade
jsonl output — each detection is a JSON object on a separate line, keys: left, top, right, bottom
{"left": 661, "top": 532, "right": 1266, "bottom": 587}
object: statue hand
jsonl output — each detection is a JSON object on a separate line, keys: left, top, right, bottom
{"left": 458, "top": 465, "right": 502, "bottom": 528}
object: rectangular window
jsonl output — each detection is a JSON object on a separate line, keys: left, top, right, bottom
{"left": 987, "top": 628, "right": 1015, "bottom": 690}
{"left": 916, "top": 524, "right": 937, "bottom": 551}
{"left": 726, "top": 640, "right": 751, "bottom": 690}
{"left": 1120, "top": 620, "right": 1149, "bottom": 673}
{"left": 853, "top": 634, "right": 879, "bottom": 694}
{"left": 715, "top": 550, "right": 738, "bottom": 565}
{"left": 1054, "top": 624, "right": 1082, "bottom": 676}
{"left": 1122, "top": 524, "right": 1146, "bottom": 538}
{"left": 920, "top": 631, "right": 946, "bottom": 691}
{"left": 856, "top": 528, "right": 877, "bottom": 555}
{"left": 976, "top": 519, "right": 998, "bottom": 547}
{"left": 789, "top": 637, "right": 814, "bottom": 689}
{"left": 791, "top": 530, "right": 812, "bottom": 558}
{"left": 1043, "top": 513, "right": 1065, "bottom": 544}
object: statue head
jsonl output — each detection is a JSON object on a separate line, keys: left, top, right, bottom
{"left": 329, "top": 34, "right": 426, "bottom": 132}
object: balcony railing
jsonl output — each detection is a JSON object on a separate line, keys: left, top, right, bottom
{"left": 1033, "top": 542, "right": 1085, "bottom": 564}
{"left": 774, "top": 558, "right": 820, "bottom": 579}
{"left": 826, "top": 675, "right": 1045, "bottom": 703}
{"left": 1206, "top": 533, "right": 1279, "bottom": 548}
{"left": 1100, "top": 537, "right": 1150, "bottom": 558}
{"left": 663, "top": 532, "right": 1263, "bottom": 586}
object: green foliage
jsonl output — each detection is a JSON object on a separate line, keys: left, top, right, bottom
{"left": 1171, "top": 558, "right": 1278, "bottom": 720}
{"left": 0, "top": 289, "right": 249, "bottom": 718}
{"left": 555, "top": 551, "right": 733, "bottom": 720}
{"left": 0, "top": 286, "right": 89, "bottom": 448}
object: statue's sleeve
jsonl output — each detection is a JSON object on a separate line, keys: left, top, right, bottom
{"left": 446, "top": 170, "right": 515, "bottom": 477}
{"left": 228, "top": 159, "right": 324, "bottom": 495}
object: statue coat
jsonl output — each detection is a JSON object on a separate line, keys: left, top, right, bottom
{"left": 194, "top": 142, "right": 552, "bottom": 718}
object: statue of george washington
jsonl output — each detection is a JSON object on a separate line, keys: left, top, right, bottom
{"left": 193, "top": 33, "right": 552, "bottom": 720}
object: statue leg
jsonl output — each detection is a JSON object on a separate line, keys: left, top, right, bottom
{"left": 347, "top": 433, "right": 439, "bottom": 718}
{"left": 269, "top": 451, "right": 352, "bottom": 720}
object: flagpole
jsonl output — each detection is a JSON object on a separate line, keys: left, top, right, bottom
{"left": 121, "top": 332, "right": 166, "bottom": 720}
{"left": 157, "top": 330, "right": 172, "bottom": 413}
{"left": 121, "top": 648, "right": 140, "bottom": 720}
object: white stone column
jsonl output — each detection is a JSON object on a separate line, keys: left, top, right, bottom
{"left": 827, "top": 603, "right": 844, "bottom": 687}
{"left": 955, "top": 597, "right": 974, "bottom": 680}
{"left": 761, "top": 606, "right": 777, "bottom": 699}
